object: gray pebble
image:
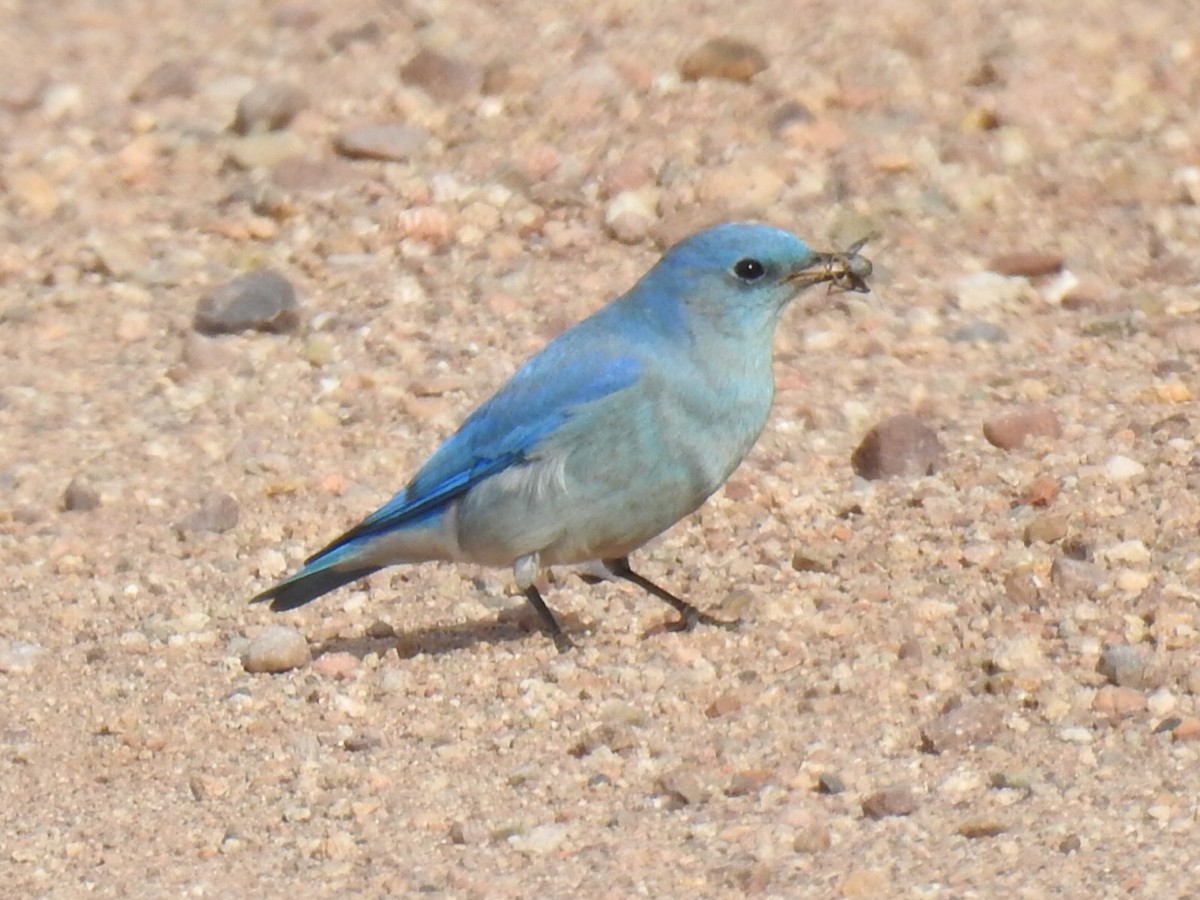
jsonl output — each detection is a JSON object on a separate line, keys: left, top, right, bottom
{"left": 920, "top": 699, "right": 1002, "bottom": 753}
{"left": 232, "top": 81, "right": 307, "bottom": 135}
{"left": 1049, "top": 555, "right": 1105, "bottom": 599}
{"left": 194, "top": 270, "right": 299, "bottom": 335}
{"left": 174, "top": 492, "right": 239, "bottom": 536}
{"left": 62, "top": 476, "right": 101, "bottom": 512}
{"left": 1097, "top": 644, "right": 1149, "bottom": 689}
{"left": 862, "top": 785, "right": 919, "bottom": 819}
{"left": 400, "top": 48, "right": 481, "bottom": 102}
{"left": 334, "top": 123, "right": 431, "bottom": 162}
{"left": 948, "top": 319, "right": 1008, "bottom": 343}
{"left": 130, "top": 60, "right": 196, "bottom": 102}
{"left": 242, "top": 625, "right": 311, "bottom": 674}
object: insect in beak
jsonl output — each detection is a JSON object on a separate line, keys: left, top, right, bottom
{"left": 788, "top": 237, "right": 874, "bottom": 294}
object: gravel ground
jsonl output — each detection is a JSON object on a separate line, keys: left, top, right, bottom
{"left": 3, "top": 1, "right": 1200, "bottom": 897}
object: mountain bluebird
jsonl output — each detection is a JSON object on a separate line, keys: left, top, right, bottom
{"left": 252, "top": 222, "right": 872, "bottom": 649}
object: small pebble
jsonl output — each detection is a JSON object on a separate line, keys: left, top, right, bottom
{"left": 982, "top": 406, "right": 1062, "bottom": 450}
{"left": 1098, "top": 644, "right": 1148, "bottom": 688}
{"left": 851, "top": 413, "right": 944, "bottom": 479}
{"left": 816, "top": 773, "right": 845, "bottom": 795}
{"left": 130, "top": 60, "right": 196, "bottom": 102}
{"left": 680, "top": 37, "right": 768, "bottom": 83}
{"left": 1146, "top": 689, "right": 1176, "bottom": 718}
{"left": 920, "top": 699, "right": 1002, "bottom": 753}
{"left": 194, "top": 270, "right": 299, "bottom": 335}
{"left": 1024, "top": 514, "right": 1068, "bottom": 545}
{"left": 1104, "top": 454, "right": 1144, "bottom": 481}
{"left": 656, "top": 767, "right": 709, "bottom": 808}
{"left": 508, "top": 823, "right": 568, "bottom": 855}
{"left": 62, "top": 476, "right": 101, "bottom": 512}
{"left": 1049, "top": 556, "right": 1105, "bottom": 598}
{"left": 399, "top": 48, "right": 481, "bottom": 102}
{"left": 1058, "top": 727, "right": 1093, "bottom": 744}
{"left": 334, "top": 123, "right": 431, "bottom": 162}
{"left": 1020, "top": 473, "right": 1059, "bottom": 507}
{"left": 1092, "top": 685, "right": 1146, "bottom": 717}
{"left": 604, "top": 191, "right": 656, "bottom": 244}
{"left": 1171, "top": 717, "right": 1200, "bottom": 742}
{"left": 0, "top": 641, "right": 48, "bottom": 674}
{"left": 241, "top": 625, "right": 311, "bottom": 674}
{"left": 953, "top": 271, "right": 1030, "bottom": 312}
{"left": 987, "top": 251, "right": 1064, "bottom": 278}
{"left": 956, "top": 819, "right": 1007, "bottom": 839}
{"left": 948, "top": 320, "right": 1008, "bottom": 343}
{"left": 174, "top": 492, "right": 240, "bottom": 536}
{"left": 312, "top": 651, "right": 360, "bottom": 679}
{"left": 232, "top": 81, "right": 308, "bottom": 134}
{"left": 861, "top": 785, "right": 918, "bottom": 819}
{"left": 227, "top": 132, "right": 307, "bottom": 170}
{"left": 328, "top": 21, "right": 383, "bottom": 52}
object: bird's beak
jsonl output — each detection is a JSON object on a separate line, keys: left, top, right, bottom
{"left": 787, "top": 244, "right": 873, "bottom": 294}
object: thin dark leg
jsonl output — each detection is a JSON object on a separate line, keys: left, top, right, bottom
{"left": 523, "top": 585, "right": 574, "bottom": 652}
{"left": 603, "top": 557, "right": 738, "bottom": 632}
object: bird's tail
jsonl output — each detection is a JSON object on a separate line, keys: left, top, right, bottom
{"left": 250, "top": 543, "right": 382, "bottom": 612}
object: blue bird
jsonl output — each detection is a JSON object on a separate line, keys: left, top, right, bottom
{"left": 252, "top": 223, "right": 871, "bottom": 649}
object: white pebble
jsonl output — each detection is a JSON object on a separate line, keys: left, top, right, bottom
{"left": 1104, "top": 454, "right": 1144, "bottom": 480}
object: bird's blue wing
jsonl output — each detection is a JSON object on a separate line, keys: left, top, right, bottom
{"left": 305, "top": 341, "right": 641, "bottom": 563}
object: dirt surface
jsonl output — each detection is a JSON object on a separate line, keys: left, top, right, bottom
{"left": 3, "top": 1, "right": 1200, "bottom": 897}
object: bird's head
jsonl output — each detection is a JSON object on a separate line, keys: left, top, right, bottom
{"left": 639, "top": 222, "right": 871, "bottom": 339}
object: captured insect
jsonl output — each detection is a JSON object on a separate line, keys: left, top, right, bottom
{"left": 788, "top": 236, "right": 874, "bottom": 294}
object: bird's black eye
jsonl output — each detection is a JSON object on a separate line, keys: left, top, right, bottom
{"left": 732, "top": 258, "right": 765, "bottom": 282}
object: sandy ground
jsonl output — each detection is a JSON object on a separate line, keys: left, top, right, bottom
{"left": 3, "top": 0, "right": 1200, "bottom": 896}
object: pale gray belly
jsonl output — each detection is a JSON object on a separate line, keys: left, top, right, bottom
{"left": 454, "top": 370, "right": 773, "bottom": 568}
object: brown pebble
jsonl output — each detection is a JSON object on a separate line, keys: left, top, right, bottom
{"left": 725, "top": 769, "right": 773, "bottom": 797}
{"left": 1003, "top": 570, "right": 1043, "bottom": 607}
{"left": 680, "top": 37, "right": 768, "bottom": 83}
{"left": 851, "top": 413, "right": 944, "bottom": 479}
{"left": 1093, "top": 685, "right": 1147, "bottom": 718}
{"left": 791, "top": 814, "right": 832, "bottom": 853}
{"left": 987, "top": 251, "right": 1064, "bottom": 278}
{"left": 1024, "top": 514, "right": 1069, "bottom": 545}
{"left": 840, "top": 869, "right": 891, "bottom": 897}
{"left": 861, "top": 785, "right": 918, "bottom": 819}
{"left": 1059, "top": 834, "right": 1082, "bottom": 854}
{"left": 1171, "top": 716, "right": 1200, "bottom": 742}
{"left": 1020, "top": 474, "right": 1060, "bottom": 507}
{"left": 957, "top": 819, "right": 1007, "bottom": 839}
{"left": 982, "top": 406, "right": 1062, "bottom": 450}
{"left": 400, "top": 48, "right": 481, "bottom": 102}
{"left": 705, "top": 689, "right": 746, "bottom": 719}
{"left": 920, "top": 699, "right": 1002, "bottom": 753}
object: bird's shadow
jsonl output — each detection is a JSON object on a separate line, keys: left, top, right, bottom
{"left": 313, "top": 608, "right": 589, "bottom": 660}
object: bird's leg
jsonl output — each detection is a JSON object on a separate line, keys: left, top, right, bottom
{"left": 522, "top": 585, "right": 574, "bottom": 653}
{"left": 514, "top": 552, "right": 573, "bottom": 652}
{"left": 603, "top": 557, "right": 738, "bottom": 632}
